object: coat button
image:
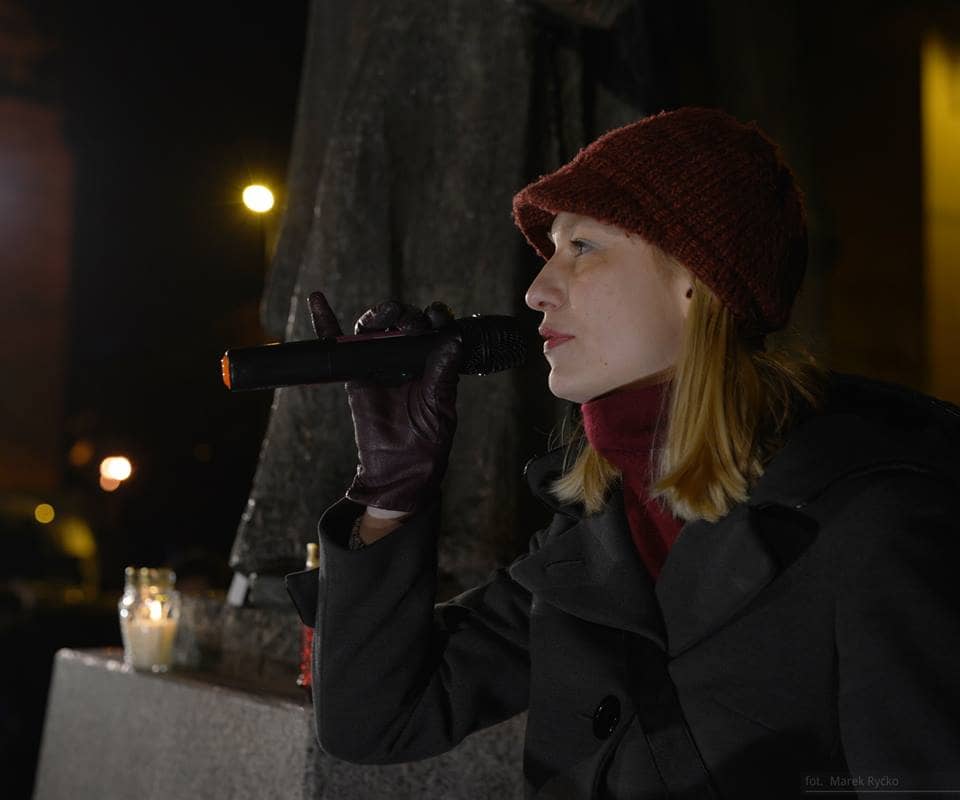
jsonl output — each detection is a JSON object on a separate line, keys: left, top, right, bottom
{"left": 592, "top": 695, "right": 620, "bottom": 740}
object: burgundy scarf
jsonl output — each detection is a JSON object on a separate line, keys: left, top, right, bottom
{"left": 581, "top": 380, "right": 684, "bottom": 582}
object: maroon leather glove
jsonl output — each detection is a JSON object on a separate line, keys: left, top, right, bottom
{"left": 308, "top": 291, "right": 463, "bottom": 514}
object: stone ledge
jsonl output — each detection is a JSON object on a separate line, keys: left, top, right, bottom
{"left": 34, "top": 648, "right": 526, "bottom": 799}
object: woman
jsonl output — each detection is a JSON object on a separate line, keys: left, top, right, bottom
{"left": 286, "top": 107, "right": 960, "bottom": 798}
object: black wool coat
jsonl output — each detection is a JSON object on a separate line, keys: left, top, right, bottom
{"left": 286, "top": 371, "right": 960, "bottom": 799}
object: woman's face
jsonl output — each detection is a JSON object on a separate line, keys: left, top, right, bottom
{"left": 524, "top": 212, "right": 692, "bottom": 404}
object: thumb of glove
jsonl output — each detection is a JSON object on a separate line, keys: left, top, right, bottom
{"left": 308, "top": 291, "right": 344, "bottom": 339}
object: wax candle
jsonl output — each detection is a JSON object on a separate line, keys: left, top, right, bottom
{"left": 118, "top": 567, "right": 181, "bottom": 673}
{"left": 120, "top": 600, "right": 178, "bottom": 672}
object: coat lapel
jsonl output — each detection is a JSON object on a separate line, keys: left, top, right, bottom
{"left": 517, "top": 372, "right": 958, "bottom": 658}
{"left": 654, "top": 504, "right": 812, "bottom": 657}
{"left": 509, "top": 487, "right": 668, "bottom": 650}
{"left": 510, "top": 491, "right": 797, "bottom": 658}
{"left": 655, "top": 406, "right": 951, "bottom": 656}
{"left": 516, "top": 447, "right": 796, "bottom": 656}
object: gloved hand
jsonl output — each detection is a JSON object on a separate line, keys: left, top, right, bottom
{"left": 308, "top": 290, "right": 463, "bottom": 514}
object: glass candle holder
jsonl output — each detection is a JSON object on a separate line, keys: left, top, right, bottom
{"left": 118, "top": 566, "right": 181, "bottom": 673}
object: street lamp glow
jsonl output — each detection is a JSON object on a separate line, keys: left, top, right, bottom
{"left": 100, "top": 456, "right": 133, "bottom": 482}
{"left": 242, "top": 184, "right": 274, "bottom": 213}
{"left": 35, "top": 503, "right": 55, "bottom": 524}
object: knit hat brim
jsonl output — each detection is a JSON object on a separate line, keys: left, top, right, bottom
{"left": 512, "top": 160, "right": 769, "bottom": 330}
{"left": 512, "top": 157, "right": 698, "bottom": 269}
{"left": 513, "top": 161, "right": 625, "bottom": 261}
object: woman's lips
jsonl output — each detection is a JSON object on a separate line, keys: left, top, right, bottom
{"left": 544, "top": 336, "right": 575, "bottom": 352}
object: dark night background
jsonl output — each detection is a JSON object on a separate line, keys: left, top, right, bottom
{"left": 40, "top": 1, "right": 310, "bottom": 570}
{"left": 2, "top": 2, "right": 310, "bottom": 795}
{"left": 59, "top": 1, "right": 309, "bottom": 571}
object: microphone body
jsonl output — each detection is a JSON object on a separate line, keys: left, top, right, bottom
{"left": 222, "top": 314, "right": 527, "bottom": 392}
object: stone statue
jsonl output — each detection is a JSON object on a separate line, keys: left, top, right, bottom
{"left": 228, "top": 0, "right": 647, "bottom": 605}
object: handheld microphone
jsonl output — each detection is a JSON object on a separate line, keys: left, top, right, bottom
{"left": 221, "top": 314, "right": 528, "bottom": 392}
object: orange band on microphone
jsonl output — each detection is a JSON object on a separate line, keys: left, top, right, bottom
{"left": 221, "top": 353, "right": 232, "bottom": 389}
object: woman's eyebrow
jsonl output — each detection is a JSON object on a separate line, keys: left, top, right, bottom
{"left": 549, "top": 219, "right": 609, "bottom": 244}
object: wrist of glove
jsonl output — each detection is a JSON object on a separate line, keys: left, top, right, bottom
{"left": 308, "top": 292, "right": 463, "bottom": 514}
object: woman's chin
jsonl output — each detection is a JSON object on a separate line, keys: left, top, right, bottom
{"left": 547, "top": 373, "right": 594, "bottom": 404}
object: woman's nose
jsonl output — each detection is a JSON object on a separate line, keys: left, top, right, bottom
{"left": 524, "top": 258, "right": 565, "bottom": 311}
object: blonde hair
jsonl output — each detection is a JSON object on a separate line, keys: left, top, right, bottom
{"left": 546, "top": 249, "right": 830, "bottom": 524}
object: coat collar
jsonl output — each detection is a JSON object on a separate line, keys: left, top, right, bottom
{"left": 513, "top": 371, "right": 960, "bottom": 657}
{"left": 509, "top": 486, "right": 669, "bottom": 648}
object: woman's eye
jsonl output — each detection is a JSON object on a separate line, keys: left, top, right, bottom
{"left": 570, "top": 239, "right": 591, "bottom": 255}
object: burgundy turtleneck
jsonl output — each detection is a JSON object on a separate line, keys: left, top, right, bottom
{"left": 581, "top": 379, "right": 684, "bottom": 582}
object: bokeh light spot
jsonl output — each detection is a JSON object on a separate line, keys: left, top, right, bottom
{"left": 100, "top": 456, "right": 133, "bottom": 481}
{"left": 68, "top": 439, "right": 95, "bottom": 467}
{"left": 242, "top": 184, "right": 274, "bottom": 213}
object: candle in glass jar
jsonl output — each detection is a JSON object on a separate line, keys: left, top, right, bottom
{"left": 121, "top": 600, "right": 177, "bottom": 672}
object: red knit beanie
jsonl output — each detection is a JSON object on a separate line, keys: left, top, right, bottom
{"left": 512, "top": 106, "right": 808, "bottom": 335}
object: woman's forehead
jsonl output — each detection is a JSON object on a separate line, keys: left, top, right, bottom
{"left": 549, "top": 212, "right": 621, "bottom": 241}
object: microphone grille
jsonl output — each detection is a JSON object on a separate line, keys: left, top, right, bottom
{"left": 457, "top": 315, "right": 528, "bottom": 375}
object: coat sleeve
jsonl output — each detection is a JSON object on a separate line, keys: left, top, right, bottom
{"left": 285, "top": 495, "right": 540, "bottom": 765}
{"left": 835, "top": 471, "right": 960, "bottom": 794}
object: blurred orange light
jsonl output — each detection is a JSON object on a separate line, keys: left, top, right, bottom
{"left": 34, "top": 503, "right": 55, "bottom": 524}
{"left": 68, "top": 439, "right": 95, "bottom": 467}
{"left": 100, "top": 456, "right": 133, "bottom": 481}
{"left": 99, "top": 476, "right": 121, "bottom": 492}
